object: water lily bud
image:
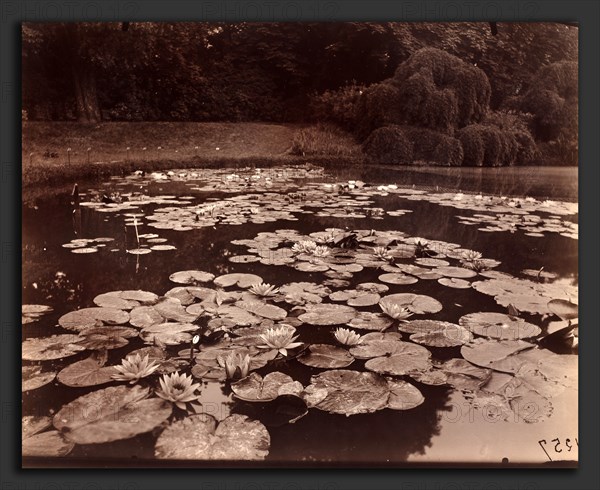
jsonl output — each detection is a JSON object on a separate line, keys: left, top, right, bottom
{"left": 192, "top": 335, "right": 200, "bottom": 345}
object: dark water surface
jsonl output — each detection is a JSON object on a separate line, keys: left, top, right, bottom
{"left": 22, "top": 165, "right": 578, "bottom": 466}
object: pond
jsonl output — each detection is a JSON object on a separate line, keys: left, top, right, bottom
{"left": 22, "top": 165, "right": 578, "bottom": 467}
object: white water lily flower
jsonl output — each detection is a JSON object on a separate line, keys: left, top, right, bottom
{"left": 373, "top": 246, "right": 392, "bottom": 260}
{"left": 334, "top": 327, "right": 363, "bottom": 346}
{"left": 258, "top": 326, "right": 302, "bottom": 357}
{"left": 291, "top": 240, "right": 318, "bottom": 254}
{"left": 111, "top": 353, "right": 160, "bottom": 384}
{"left": 461, "top": 250, "right": 483, "bottom": 262}
{"left": 249, "top": 282, "right": 280, "bottom": 297}
{"left": 155, "top": 371, "right": 201, "bottom": 410}
{"left": 217, "top": 352, "right": 251, "bottom": 380}
{"left": 312, "top": 245, "right": 331, "bottom": 257}
{"left": 379, "top": 302, "right": 414, "bottom": 321}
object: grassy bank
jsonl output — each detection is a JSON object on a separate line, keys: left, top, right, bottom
{"left": 22, "top": 121, "right": 364, "bottom": 187}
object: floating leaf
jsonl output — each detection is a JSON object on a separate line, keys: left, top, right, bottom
{"left": 57, "top": 352, "right": 118, "bottom": 387}
{"left": 297, "top": 344, "right": 354, "bottom": 369}
{"left": 58, "top": 307, "right": 130, "bottom": 332}
{"left": 432, "top": 266, "right": 478, "bottom": 278}
{"left": 129, "top": 305, "right": 164, "bottom": 329}
{"left": 439, "top": 358, "right": 492, "bottom": 391}
{"left": 231, "top": 372, "right": 297, "bottom": 402}
{"left": 438, "top": 277, "right": 471, "bottom": 289}
{"left": 214, "top": 273, "right": 263, "bottom": 289}
{"left": 53, "top": 385, "right": 172, "bottom": 444}
{"left": 22, "top": 415, "right": 52, "bottom": 439}
{"left": 306, "top": 370, "right": 390, "bottom": 416}
{"left": 460, "top": 339, "right": 535, "bottom": 372}
{"left": 379, "top": 293, "right": 442, "bottom": 315}
{"left": 154, "top": 298, "right": 198, "bottom": 323}
{"left": 547, "top": 299, "right": 578, "bottom": 321}
{"left": 22, "top": 366, "right": 56, "bottom": 391}
{"left": 378, "top": 273, "right": 419, "bottom": 285}
{"left": 279, "top": 282, "right": 331, "bottom": 305}
{"left": 346, "top": 312, "right": 393, "bottom": 331}
{"left": 93, "top": 292, "right": 139, "bottom": 310}
{"left": 22, "top": 334, "right": 86, "bottom": 361}
{"left": 237, "top": 300, "right": 287, "bottom": 321}
{"left": 409, "top": 323, "right": 473, "bottom": 347}
{"left": 155, "top": 414, "right": 269, "bottom": 460}
{"left": 169, "top": 270, "right": 215, "bottom": 285}
{"left": 386, "top": 380, "right": 425, "bottom": 410}
{"left": 23, "top": 430, "right": 75, "bottom": 457}
{"left": 298, "top": 303, "right": 357, "bottom": 325}
{"left": 76, "top": 326, "right": 135, "bottom": 350}
{"left": 459, "top": 312, "right": 541, "bottom": 340}
{"left": 140, "top": 322, "right": 197, "bottom": 346}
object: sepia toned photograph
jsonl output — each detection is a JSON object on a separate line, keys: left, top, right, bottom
{"left": 22, "top": 21, "right": 578, "bottom": 468}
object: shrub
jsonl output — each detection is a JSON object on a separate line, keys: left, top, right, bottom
{"left": 457, "top": 124, "right": 524, "bottom": 167}
{"left": 355, "top": 82, "right": 403, "bottom": 139}
{"left": 391, "top": 48, "right": 491, "bottom": 132}
{"left": 400, "top": 126, "right": 463, "bottom": 166}
{"left": 289, "top": 124, "right": 361, "bottom": 157}
{"left": 362, "top": 125, "right": 413, "bottom": 165}
{"left": 481, "top": 110, "right": 538, "bottom": 165}
{"left": 310, "top": 82, "right": 367, "bottom": 130}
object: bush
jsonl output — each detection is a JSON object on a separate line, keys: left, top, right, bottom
{"left": 310, "top": 82, "right": 367, "bottom": 130}
{"left": 289, "top": 124, "right": 361, "bottom": 157}
{"left": 400, "top": 126, "right": 463, "bottom": 166}
{"left": 481, "top": 111, "right": 538, "bottom": 165}
{"left": 391, "top": 48, "right": 491, "bottom": 132}
{"left": 362, "top": 125, "right": 413, "bottom": 164}
{"left": 457, "top": 124, "right": 521, "bottom": 167}
{"left": 355, "top": 82, "right": 403, "bottom": 139}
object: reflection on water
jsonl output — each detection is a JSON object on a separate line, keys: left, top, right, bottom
{"left": 22, "top": 166, "right": 578, "bottom": 466}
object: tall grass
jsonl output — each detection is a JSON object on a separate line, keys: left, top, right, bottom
{"left": 289, "top": 124, "right": 361, "bottom": 157}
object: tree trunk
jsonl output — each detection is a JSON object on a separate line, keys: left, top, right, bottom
{"left": 73, "top": 66, "right": 101, "bottom": 123}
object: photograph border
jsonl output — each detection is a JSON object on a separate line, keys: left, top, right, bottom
{"left": 3, "top": 0, "right": 599, "bottom": 488}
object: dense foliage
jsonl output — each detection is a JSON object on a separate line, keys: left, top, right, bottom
{"left": 23, "top": 22, "right": 577, "bottom": 165}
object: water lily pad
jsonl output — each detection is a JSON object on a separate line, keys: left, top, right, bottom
{"left": 472, "top": 277, "right": 578, "bottom": 315}
{"left": 154, "top": 298, "right": 198, "bottom": 323}
{"left": 53, "top": 385, "right": 172, "bottom": 444}
{"left": 76, "top": 326, "right": 137, "bottom": 350}
{"left": 297, "top": 344, "right": 355, "bottom": 369}
{"left": 129, "top": 305, "right": 164, "bottom": 329}
{"left": 231, "top": 372, "right": 297, "bottom": 402}
{"left": 229, "top": 254, "right": 260, "bottom": 263}
{"left": 23, "top": 430, "right": 75, "bottom": 457}
{"left": 386, "top": 380, "right": 425, "bottom": 410}
{"left": 140, "top": 322, "right": 197, "bottom": 346}
{"left": 58, "top": 307, "right": 130, "bottom": 332}
{"left": 438, "top": 277, "right": 472, "bottom": 289}
{"left": 22, "top": 334, "right": 86, "bottom": 361}
{"left": 214, "top": 273, "right": 263, "bottom": 288}
{"left": 279, "top": 282, "right": 331, "bottom": 305}
{"left": 154, "top": 414, "right": 269, "bottom": 460}
{"left": 433, "top": 266, "right": 478, "bottom": 278}
{"left": 439, "top": 358, "right": 492, "bottom": 390}
{"left": 93, "top": 292, "right": 140, "bottom": 310}
{"left": 169, "top": 270, "right": 215, "bottom": 285}
{"left": 346, "top": 312, "right": 393, "bottom": 331}
{"left": 305, "top": 370, "right": 390, "bottom": 416}
{"left": 547, "top": 299, "right": 578, "bottom": 320}
{"left": 72, "top": 247, "right": 99, "bottom": 254}
{"left": 22, "top": 415, "right": 52, "bottom": 439}
{"left": 237, "top": 300, "right": 287, "bottom": 321}
{"left": 378, "top": 273, "right": 419, "bottom": 285}
{"left": 459, "top": 312, "right": 541, "bottom": 340}
{"left": 379, "top": 293, "right": 442, "bottom": 314}
{"left": 22, "top": 366, "right": 56, "bottom": 391}
{"left": 127, "top": 248, "right": 152, "bottom": 255}
{"left": 298, "top": 304, "right": 357, "bottom": 325}
{"left": 22, "top": 304, "right": 53, "bottom": 323}
{"left": 409, "top": 323, "right": 473, "bottom": 347}
{"left": 460, "top": 339, "right": 535, "bottom": 371}
{"left": 57, "top": 352, "right": 118, "bottom": 387}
